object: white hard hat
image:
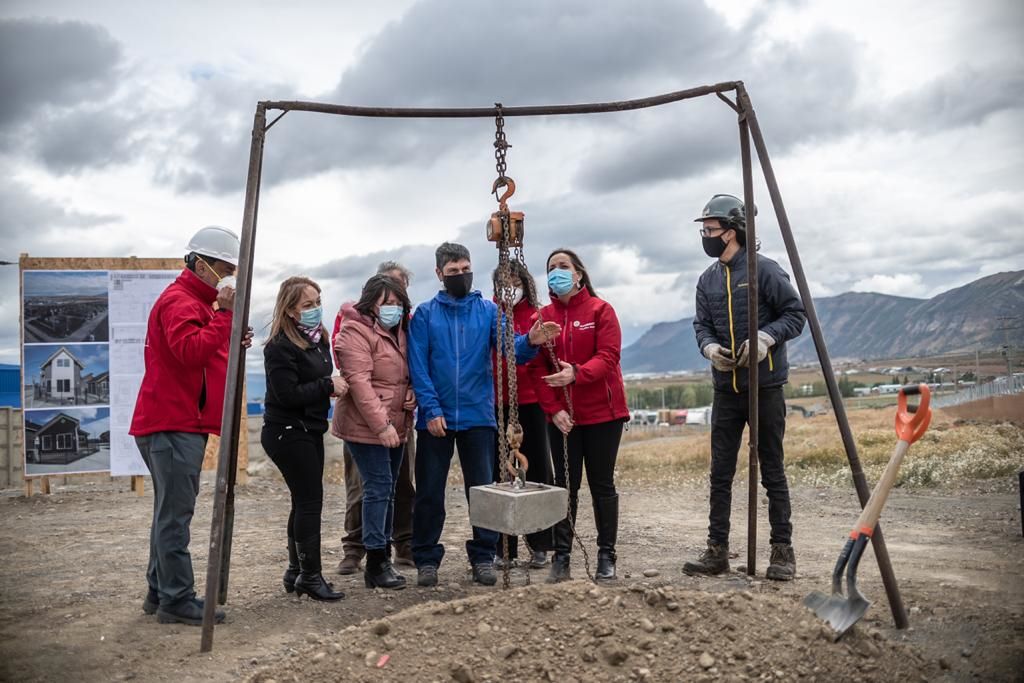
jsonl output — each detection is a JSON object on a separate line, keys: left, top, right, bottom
{"left": 186, "top": 225, "right": 240, "bottom": 266}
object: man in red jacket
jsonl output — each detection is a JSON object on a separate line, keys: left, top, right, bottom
{"left": 130, "top": 225, "right": 251, "bottom": 626}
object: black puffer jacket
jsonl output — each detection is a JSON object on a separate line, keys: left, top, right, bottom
{"left": 693, "top": 248, "right": 806, "bottom": 393}
{"left": 263, "top": 332, "right": 334, "bottom": 433}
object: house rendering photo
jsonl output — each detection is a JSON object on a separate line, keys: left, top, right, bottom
{"left": 24, "top": 407, "right": 111, "bottom": 475}
{"left": 23, "top": 271, "right": 110, "bottom": 344}
{"left": 22, "top": 344, "right": 111, "bottom": 409}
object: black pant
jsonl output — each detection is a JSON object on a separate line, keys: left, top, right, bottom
{"left": 494, "top": 402, "right": 554, "bottom": 558}
{"left": 262, "top": 422, "right": 325, "bottom": 544}
{"left": 548, "top": 419, "right": 623, "bottom": 553}
{"left": 708, "top": 386, "right": 792, "bottom": 546}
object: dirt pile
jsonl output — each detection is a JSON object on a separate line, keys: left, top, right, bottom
{"left": 248, "top": 580, "right": 935, "bottom": 683}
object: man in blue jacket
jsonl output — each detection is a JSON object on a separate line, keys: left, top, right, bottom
{"left": 409, "top": 242, "right": 559, "bottom": 586}
{"left": 684, "top": 194, "right": 806, "bottom": 581}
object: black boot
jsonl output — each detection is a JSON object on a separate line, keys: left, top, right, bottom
{"left": 294, "top": 536, "right": 345, "bottom": 601}
{"left": 547, "top": 496, "right": 577, "bottom": 584}
{"left": 283, "top": 536, "right": 300, "bottom": 594}
{"left": 386, "top": 543, "right": 407, "bottom": 585}
{"left": 365, "top": 548, "right": 406, "bottom": 590}
{"left": 593, "top": 495, "right": 619, "bottom": 581}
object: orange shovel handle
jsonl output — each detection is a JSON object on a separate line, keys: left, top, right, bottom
{"left": 895, "top": 383, "right": 931, "bottom": 444}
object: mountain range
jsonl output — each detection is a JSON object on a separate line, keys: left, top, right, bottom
{"left": 621, "top": 270, "right": 1024, "bottom": 374}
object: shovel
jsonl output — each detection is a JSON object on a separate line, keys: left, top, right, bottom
{"left": 804, "top": 383, "right": 932, "bottom": 638}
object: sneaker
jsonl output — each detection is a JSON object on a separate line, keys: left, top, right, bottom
{"left": 765, "top": 543, "right": 796, "bottom": 581}
{"left": 156, "top": 597, "right": 225, "bottom": 626}
{"left": 528, "top": 551, "right": 549, "bottom": 569}
{"left": 682, "top": 543, "right": 730, "bottom": 576}
{"left": 417, "top": 565, "right": 439, "bottom": 587}
{"left": 142, "top": 588, "right": 159, "bottom": 615}
{"left": 493, "top": 555, "right": 511, "bottom": 570}
{"left": 337, "top": 553, "right": 363, "bottom": 575}
{"left": 472, "top": 563, "right": 497, "bottom": 586}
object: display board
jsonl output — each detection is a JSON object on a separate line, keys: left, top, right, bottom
{"left": 19, "top": 256, "right": 247, "bottom": 481}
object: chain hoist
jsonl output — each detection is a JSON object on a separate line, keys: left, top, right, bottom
{"left": 487, "top": 104, "right": 592, "bottom": 587}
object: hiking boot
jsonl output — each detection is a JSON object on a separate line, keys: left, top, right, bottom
{"left": 546, "top": 553, "right": 571, "bottom": 583}
{"left": 364, "top": 548, "right": 406, "bottom": 590}
{"left": 417, "top": 565, "right": 438, "bottom": 587}
{"left": 336, "top": 553, "right": 363, "bottom": 575}
{"left": 765, "top": 543, "right": 796, "bottom": 581}
{"left": 528, "top": 551, "right": 549, "bottom": 569}
{"left": 472, "top": 563, "right": 498, "bottom": 586}
{"left": 682, "top": 543, "right": 730, "bottom": 576}
{"left": 157, "top": 597, "right": 225, "bottom": 626}
{"left": 393, "top": 542, "right": 415, "bottom": 568}
{"left": 142, "top": 588, "right": 159, "bottom": 615}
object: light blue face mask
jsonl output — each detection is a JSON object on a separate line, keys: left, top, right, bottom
{"left": 547, "top": 268, "right": 576, "bottom": 296}
{"left": 299, "top": 305, "right": 323, "bottom": 328}
{"left": 378, "top": 304, "right": 403, "bottom": 329}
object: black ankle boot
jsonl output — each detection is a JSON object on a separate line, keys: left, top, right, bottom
{"left": 283, "top": 536, "right": 300, "bottom": 593}
{"left": 295, "top": 536, "right": 345, "bottom": 601}
{"left": 546, "top": 552, "right": 572, "bottom": 583}
{"left": 364, "top": 548, "right": 406, "bottom": 590}
{"left": 594, "top": 495, "right": 619, "bottom": 580}
{"left": 385, "top": 542, "right": 406, "bottom": 585}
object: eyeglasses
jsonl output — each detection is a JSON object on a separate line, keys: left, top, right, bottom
{"left": 699, "top": 226, "right": 726, "bottom": 237}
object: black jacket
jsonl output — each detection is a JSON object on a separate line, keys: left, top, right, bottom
{"left": 693, "top": 248, "right": 806, "bottom": 393}
{"left": 263, "top": 332, "right": 334, "bottom": 432}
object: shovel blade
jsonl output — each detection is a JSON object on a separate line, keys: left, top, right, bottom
{"left": 803, "top": 591, "right": 872, "bottom": 640}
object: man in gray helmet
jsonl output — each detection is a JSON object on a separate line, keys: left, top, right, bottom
{"left": 683, "top": 194, "right": 806, "bottom": 581}
{"left": 131, "top": 225, "right": 253, "bottom": 625}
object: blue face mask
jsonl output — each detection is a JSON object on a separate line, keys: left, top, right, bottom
{"left": 299, "top": 305, "right": 322, "bottom": 328}
{"left": 378, "top": 304, "right": 403, "bottom": 329}
{"left": 547, "top": 268, "right": 576, "bottom": 296}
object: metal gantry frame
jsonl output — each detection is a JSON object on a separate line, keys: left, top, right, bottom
{"left": 199, "top": 81, "right": 908, "bottom": 650}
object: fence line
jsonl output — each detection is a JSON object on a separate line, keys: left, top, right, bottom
{"left": 932, "top": 375, "right": 1024, "bottom": 408}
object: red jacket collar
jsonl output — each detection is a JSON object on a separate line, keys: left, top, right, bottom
{"left": 177, "top": 268, "right": 218, "bottom": 305}
{"left": 547, "top": 286, "right": 593, "bottom": 311}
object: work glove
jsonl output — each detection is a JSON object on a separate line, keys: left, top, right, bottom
{"left": 735, "top": 330, "right": 775, "bottom": 368}
{"left": 703, "top": 343, "right": 736, "bottom": 372}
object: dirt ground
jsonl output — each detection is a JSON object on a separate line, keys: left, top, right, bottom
{"left": 0, "top": 437, "right": 1022, "bottom": 682}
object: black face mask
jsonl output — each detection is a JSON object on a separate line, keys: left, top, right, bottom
{"left": 443, "top": 272, "right": 473, "bottom": 298}
{"left": 702, "top": 235, "right": 727, "bottom": 258}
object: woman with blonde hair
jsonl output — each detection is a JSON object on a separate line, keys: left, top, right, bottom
{"left": 263, "top": 276, "right": 348, "bottom": 601}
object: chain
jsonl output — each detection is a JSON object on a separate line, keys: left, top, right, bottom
{"left": 494, "top": 102, "right": 510, "bottom": 182}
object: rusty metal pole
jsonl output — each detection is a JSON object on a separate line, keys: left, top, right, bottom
{"left": 737, "top": 95, "right": 759, "bottom": 576}
{"left": 201, "top": 103, "right": 267, "bottom": 652}
{"left": 738, "top": 87, "right": 909, "bottom": 629}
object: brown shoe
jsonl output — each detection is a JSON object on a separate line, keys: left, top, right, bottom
{"left": 337, "top": 553, "right": 363, "bottom": 575}
{"left": 393, "top": 543, "right": 415, "bottom": 568}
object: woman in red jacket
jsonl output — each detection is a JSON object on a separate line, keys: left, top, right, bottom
{"left": 533, "top": 248, "right": 629, "bottom": 582}
{"left": 492, "top": 261, "right": 554, "bottom": 570}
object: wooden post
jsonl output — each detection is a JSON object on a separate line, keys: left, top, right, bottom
{"left": 131, "top": 475, "right": 144, "bottom": 496}
{"left": 24, "top": 477, "right": 33, "bottom": 497}
{"left": 4, "top": 407, "right": 13, "bottom": 488}
{"left": 201, "top": 103, "right": 267, "bottom": 653}
{"left": 41, "top": 476, "right": 51, "bottom": 495}
{"left": 737, "top": 89, "right": 759, "bottom": 577}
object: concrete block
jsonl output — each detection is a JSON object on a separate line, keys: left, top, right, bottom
{"left": 468, "top": 482, "right": 568, "bottom": 536}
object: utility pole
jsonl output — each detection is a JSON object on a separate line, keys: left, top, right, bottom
{"left": 997, "top": 316, "right": 1019, "bottom": 382}
{"left": 975, "top": 349, "right": 981, "bottom": 383}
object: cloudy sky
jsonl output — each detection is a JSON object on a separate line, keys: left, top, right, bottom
{"left": 2, "top": 0, "right": 1022, "bottom": 382}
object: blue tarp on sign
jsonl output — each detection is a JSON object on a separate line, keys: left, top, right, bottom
{"left": 0, "top": 364, "right": 20, "bottom": 407}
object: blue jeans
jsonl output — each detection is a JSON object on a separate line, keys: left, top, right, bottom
{"left": 412, "top": 427, "right": 499, "bottom": 568}
{"left": 347, "top": 441, "right": 405, "bottom": 551}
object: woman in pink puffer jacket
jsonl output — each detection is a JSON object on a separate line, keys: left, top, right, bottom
{"left": 332, "top": 274, "right": 416, "bottom": 590}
